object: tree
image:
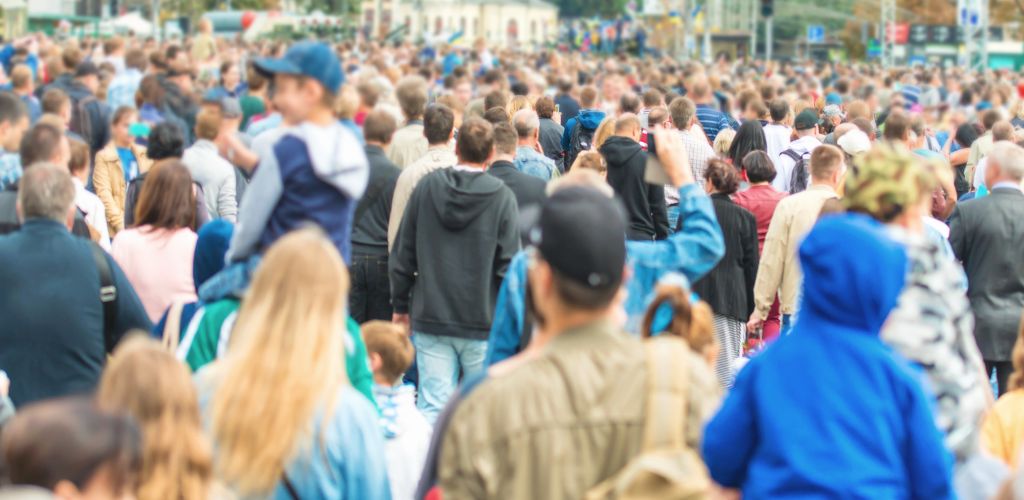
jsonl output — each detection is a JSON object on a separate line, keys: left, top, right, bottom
{"left": 556, "top": 0, "right": 629, "bottom": 18}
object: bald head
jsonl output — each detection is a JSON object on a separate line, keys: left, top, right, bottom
{"left": 614, "top": 113, "right": 641, "bottom": 141}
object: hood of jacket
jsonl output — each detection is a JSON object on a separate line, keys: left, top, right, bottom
{"left": 288, "top": 122, "right": 369, "bottom": 199}
{"left": 576, "top": 109, "right": 606, "bottom": 130}
{"left": 428, "top": 168, "right": 506, "bottom": 230}
{"left": 798, "top": 213, "right": 907, "bottom": 334}
{"left": 599, "top": 136, "right": 644, "bottom": 168}
{"left": 192, "top": 219, "right": 234, "bottom": 292}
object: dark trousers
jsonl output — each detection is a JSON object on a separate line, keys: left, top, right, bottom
{"left": 985, "top": 359, "right": 1014, "bottom": 397}
{"left": 348, "top": 253, "right": 392, "bottom": 324}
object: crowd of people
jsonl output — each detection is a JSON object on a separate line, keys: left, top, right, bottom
{"left": 0, "top": 27, "right": 1023, "bottom": 499}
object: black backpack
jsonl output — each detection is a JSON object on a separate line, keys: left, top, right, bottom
{"left": 566, "top": 121, "right": 596, "bottom": 170}
{"left": 69, "top": 95, "right": 97, "bottom": 149}
{"left": 781, "top": 149, "right": 811, "bottom": 194}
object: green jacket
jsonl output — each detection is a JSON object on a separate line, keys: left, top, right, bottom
{"left": 178, "top": 299, "right": 376, "bottom": 409}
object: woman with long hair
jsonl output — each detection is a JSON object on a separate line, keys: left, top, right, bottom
{"left": 727, "top": 119, "right": 768, "bottom": 169}
{"left": 694, "top": 160, "right": 759, "bottom": 388}
{"left": 591, "top": 116, "right": 616, "bottom": 151}
{"left": 112, "top": 160, "right": 198, "bottom": 322}
{"left": 201, "top": 228, "right": 389, "bottom": 498}
{"left": 97, "top": 336, "right": 214, "bottom": 499}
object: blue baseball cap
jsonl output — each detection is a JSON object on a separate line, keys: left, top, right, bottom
{"left": 825, "top": 92, "right": 843, "bottom": 105}
{"left": 253, "top": 41, "right": 344, "bottom": 94}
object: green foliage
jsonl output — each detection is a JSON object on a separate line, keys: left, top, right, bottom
{"left": 555, "top": 0, "right": 630, "bottom": 18}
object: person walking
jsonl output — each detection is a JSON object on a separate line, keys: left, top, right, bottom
{"left": 387, "top": 104, "right": 457, "bottom": 249}
{"left": 350, "top": 110, "right": 402, "bottom": 324}
{"left": 0, "top": 163, "right": 150, "bottom": 405}
{"left": 693, "top": 160, "right": 758, "bottom": 388}
{"left": 489, "top": 122, "right": 546, "bottom": 211}
{"left": 181, "top": 108, "right": 237, "bottom": 222}
{"left": 732, "top": 151, "right": 787, "bottom": 341}
{"left": 703, "top": 213, "right": 955, "bottom": 499}
{"left": 949, "top": 141, "right": 1024, "bottom": 396}
{"left": 774, "top": 109, "right": 822, "bottom": 193}
{"left": 111, "top": 161, "right": 199, "bottom": 323}
{"left": 600, "top": 113, "right": 669, "bottom": 241}
{"left": 388, "top": 76, "right": 430, "bottom": 169}
{"left": 747, "top": 145, "right": 844, "bottom": 337}
{"left": 513, "top": 109, "right": 559, "bottom": 181}
{"left": 390, "top": 118, "right": 519, "bottom": 423}
{"left": 92, "top": 106, "right": 153, "bottom": 235}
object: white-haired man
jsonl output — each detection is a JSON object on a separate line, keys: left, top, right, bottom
{"left": 513, "top": 109, "right": 558, "bottom": 181}
{"left": 949, "top": 141, "right": 1024, "bottom": 396}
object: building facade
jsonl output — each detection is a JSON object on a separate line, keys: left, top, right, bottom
{"left": 362, "top": 0, "right": 558, "bottom": 47}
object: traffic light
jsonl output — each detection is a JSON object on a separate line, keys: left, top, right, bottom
{"left": 761, "top": 0, "right": 774, "bottom": 17}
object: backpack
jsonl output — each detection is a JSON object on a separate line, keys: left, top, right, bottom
{"left": 584, "top": 336, "right": 712, "bottom": 500}
{"left": 69, "top": 95, "right": 98, "bottom": 149}
{"left": 781, "top": 149, "right": 810, "bottom": 194}
{"left": 567, "top": 121, "right": 596, "bottom": 170}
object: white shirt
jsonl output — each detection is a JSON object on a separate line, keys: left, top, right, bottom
{"left": 973, "top": 157, "right": 988, "bottom": 190}
{"left": 764, "top": 123, "right": 792, "bottom": 161}
{"left": 73, "top": 177, "right": 110, "bottom": 251}
{"left": 773, "top": 135, "right": 822, "bottom": 193}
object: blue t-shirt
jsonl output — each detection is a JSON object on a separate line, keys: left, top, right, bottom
{"left": 116, "top": 147, "right": 138, "bottom": 184}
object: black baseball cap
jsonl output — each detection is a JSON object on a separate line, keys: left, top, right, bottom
{"left": 794, "top": 109, "right": 820, "bottom": 131}
{"left": 528, "top": 186, "right": 627, "bottom": 293}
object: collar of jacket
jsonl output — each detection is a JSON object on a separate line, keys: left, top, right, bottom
{"left": 365, "top": 144, "right": 386, "bottom": 156}
{"left": 489, "top": 160, "right": 515, "bottom": 170}
{"left": 805, "top": 184, "right": 837, "bottom": 194}
{"left": 710, "top": 192, "right": 733, "bottom": 201}
{"left": 19, "top": 218, "right": 67, "bottom": 233}
{"left": 542, "top": 319, "right": 620, "bottom": 354}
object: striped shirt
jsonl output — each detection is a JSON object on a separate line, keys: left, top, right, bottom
{"left": 695, "top": 104, "right": 733, "bottom": 144}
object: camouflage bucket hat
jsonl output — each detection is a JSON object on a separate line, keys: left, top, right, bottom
{"left": 843, "top": 144, "right": 942, "bottom": 222}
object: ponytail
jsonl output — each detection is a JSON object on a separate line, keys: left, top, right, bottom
{"left": 641, "top": 283, "right": 715, "bottom": 355}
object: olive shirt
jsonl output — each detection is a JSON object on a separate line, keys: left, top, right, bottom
{"left": 437, "top": 320, "right": 719, "bottom": 499}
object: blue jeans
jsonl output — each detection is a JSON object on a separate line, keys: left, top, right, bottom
{"left": 412, "top": 332, "right": 488, "bottom": 424}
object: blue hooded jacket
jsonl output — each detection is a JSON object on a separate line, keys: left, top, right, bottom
{"left": 702, "top": 214, "right": 954, "bottom": 499}
{"left": 560, "top": 109, "right": 607, "bottom": 152}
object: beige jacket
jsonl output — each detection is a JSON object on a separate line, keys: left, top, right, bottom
{"left": 92, "top": 142, "right": 153, "bottom": 235}
{"left": 751, "top": 184, "right": 838, "bottom": 319}
{"left": 387, "top": 145, "right": 458, "bottom": 249}
{"left": 966, "top": 132, "right": 993, "bottom": 188}
{"left": 387, "top": 123, "right": 429, "bottom": 169}
{"left": 438, "top": 321, "right": 720, "bottom": 500}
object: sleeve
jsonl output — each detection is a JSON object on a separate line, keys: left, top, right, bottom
{"left": 388, "top": 171, "right": 414, "bottom": 250}
{"left": 750, "top": 202, "right": 791, "bottom": 320}
{"left": 438, "top": 407, "right": 489, "bottom": 500}
{"left": 648, "top": 182, "right": 670, "bottom": 240}
{"left": 390, "top": 181, "right": 421, "bottom": 314}
{"left": 741, "top": 213, "right": 760, "bottom": 317}
{"left": 628, "top": 184, "right": 724, "bottom": 284}
{"left": 902, "top": 381, "right": 956, "bottom": 500}
{"left": 217, "top": 165, "right": 238, "bottom": 222}
{"left": 485, "top": 253, "right": 528, "bottom": 367}
{"left": 701, "top": 360, "right": 758, "bottom": 488}
{"left": 225, "top": 146, "right": 284, "bottom": 263}
{"left": 109, "top": 254, "right": 155, "bottom": 350}
{"left": 91, "top": 156, "right": 123, "bottom": 233}
{"left": 981, "top": 406, "right": 1011, "bottom": 465}
{"left": 345, "top": 318, "right": 377, "bottom": 411}
{"left": 494, "top": 191, "right": 521, "bottom": 282}
{"left": 561, "top": 117, "right": 575, "bottom": 151}
{"left": 947, "top": 205, "right": 968, "bottom": 263}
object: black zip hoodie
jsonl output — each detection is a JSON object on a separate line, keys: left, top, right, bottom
{"left": 390, "top": 168, "right": 519, "bottom": 340}
{"left": 599, "top": 136, "right": 670, "bottom": 240}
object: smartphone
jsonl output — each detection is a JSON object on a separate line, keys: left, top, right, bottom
{"left": 555, "top": 103, "right": 560, "bottom": 113}
{"left": 644, "top": 132, "right": 672, "bottom": 185}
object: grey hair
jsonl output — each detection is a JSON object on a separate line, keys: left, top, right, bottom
{"left": 989, "top": 141, "right": 1024, "bottom": 182}
{"left": 512, "top": 109, "right": 540, "bottom": 139}
{"left": 17, "top": 162, "right": 75, "bottom": 223}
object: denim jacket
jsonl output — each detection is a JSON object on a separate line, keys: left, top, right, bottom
{"left": 485, "top": 183, "right": 724, "bottom": 365}
{"left": 514, "top": 146, "right": 559, "bottom": 181}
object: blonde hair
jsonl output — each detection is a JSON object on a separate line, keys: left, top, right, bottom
{"left": 506, "top": 95, "right": 532, "bottom": 121}
{"left": 592, "top": 116, "right": 616, "bottom": 151}
{"left": 713, "top": 128, "right": 736, "bottom": 158}
{"left": 97, "top": 335, "right": 213, "bottom": 500}
{"left": 1009, "top": 313, "right": 1024, "bottom": 392}
{"left": 546, "top": 168, "right": 614, "bottom": 197}
{"left": 211, "top": 228, "right": 350, "bottom": 495}
{"left": 570, "top": 150, "right": 607, "bottom": 175}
